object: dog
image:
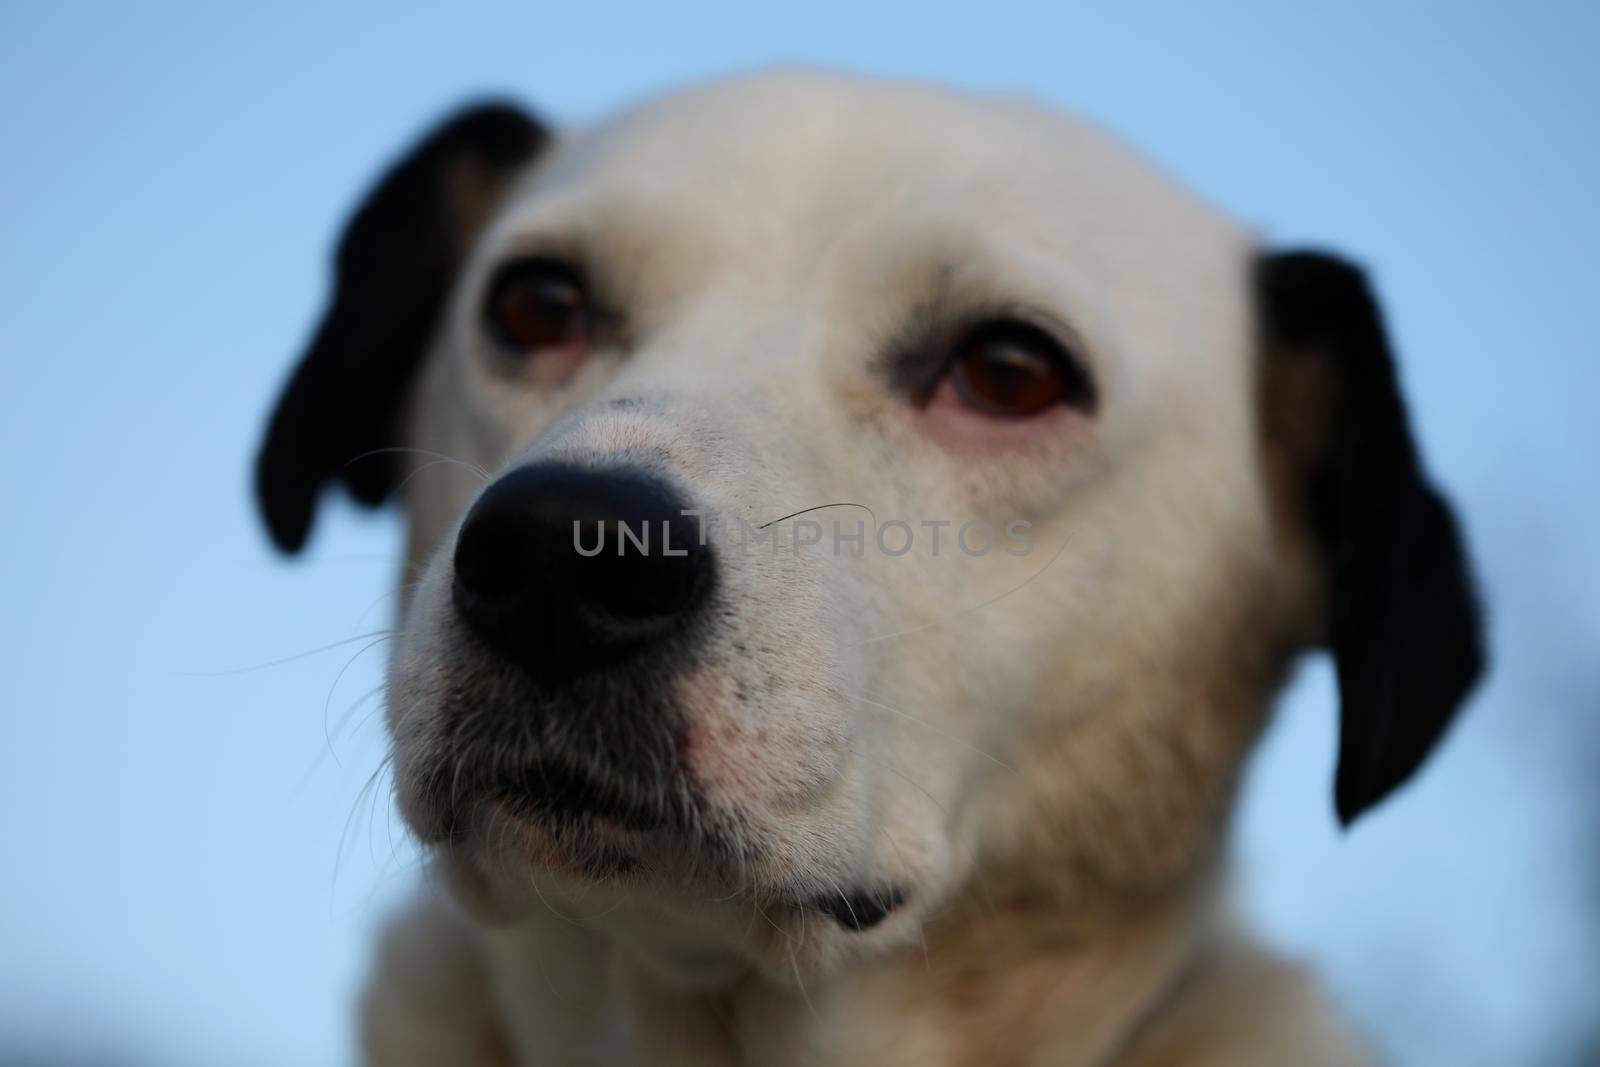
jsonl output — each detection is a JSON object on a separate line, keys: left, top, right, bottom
{"left": 256, "top": 70, "right": 1483, "bottom": 1065}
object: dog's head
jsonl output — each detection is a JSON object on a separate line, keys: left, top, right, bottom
{"left": 257, "top": 72, "right": 1482, "bottom": 982}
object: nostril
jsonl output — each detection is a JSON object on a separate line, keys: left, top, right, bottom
{"left": 450, "top": 464, "right": 714, "bottom": 683}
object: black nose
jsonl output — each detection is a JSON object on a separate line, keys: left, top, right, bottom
{"left": 452, "top": 464, "right": 714, "bottom": 683}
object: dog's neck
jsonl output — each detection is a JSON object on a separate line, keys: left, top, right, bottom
{"left": 476, "top": 872, "right": 1217, "bottom": 1067}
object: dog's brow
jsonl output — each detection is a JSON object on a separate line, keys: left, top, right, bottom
{"left": 869, "top": 261, "right": 961, "bottom": 397}
{"left": 486, "top": 199, "right": 709, "bottom": 336}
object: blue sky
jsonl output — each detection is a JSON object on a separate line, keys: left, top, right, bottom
{"left": 2, "top": 3, "right": 1596, "bottom": 1064}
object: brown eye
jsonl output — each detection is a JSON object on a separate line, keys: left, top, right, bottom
{"left": 483, "top": 257, "right": 590, "bottom": 353}
{"left": 947, "top": 320, "right": 1094, "bottom": 417}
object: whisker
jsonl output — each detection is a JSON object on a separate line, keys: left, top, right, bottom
{"left": 740, "top": 888, "right": 763, "bottom": 942}
{"left": 851, "top": 750, "right": 952, "bottom": 821}
{"left": 345, "top": 446, "right": 492, "bottom": 483}
{"left": 354, "top": 580, "right": 424, "bottom": 630}
{"left": 335, "top": 684, "right": 392, "bottom": 747}
{"left": 322, "top": 637, "right": 402, "bottom": 767}
{"left": 393, "top": 457, "right": 473, "bottom": 496}
{"left": 809, "top": 664, "right": 1019, "bottom": 775}
{"left": 844, "top": 691, "right": 1017, "bottom": 774}
{"left": 756, "top": 501, "right": 878, "bottom": 531}
{"left": 790, "top": 924, "right": 819, "bottom": 1020}
{"left": 180, "top": 629, "right": 402, "bottom": 677}
{"left": 861, "top": 532, "right": 1071, "bottom": 644}
{"left": 527, "top": 869, "right": 586, "bottom": 930}
{"left": 285, "top": 682, "right": 387, "bottom": 803}
{"left": 332, "top": 753, "right": 395, "bottom": 916}
{"left": 754, "top": 899, "right": 794, "bottom": 946}
{"left": 818, "top": 870, "right": 860, "bottom": 930}
{"left": 874, "top": 825, "right": 931, "bottom": 970}
{"left": 530, "top": 919, "right": 577, "bottom": 1008}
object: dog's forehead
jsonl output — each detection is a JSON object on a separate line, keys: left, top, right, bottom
{"left": 518, "top": 70, "right": 1245, "bottom": 271}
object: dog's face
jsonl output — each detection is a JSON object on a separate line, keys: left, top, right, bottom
{"left": 258, "top": 72, "right": 1482, "bottom": 983}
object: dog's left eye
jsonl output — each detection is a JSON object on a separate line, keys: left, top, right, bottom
{"left": 483, "top": 257, "right": 591, "bottom": 354}
{"left": 944, "top": 319, "right": 1095, "bottom": 418}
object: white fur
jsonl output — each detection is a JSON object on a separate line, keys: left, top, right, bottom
{"left": 369, "top": 69, "right": 1369, "bottom": 1065}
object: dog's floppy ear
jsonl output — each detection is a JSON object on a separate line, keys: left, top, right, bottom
{"left": 1257, "top": 250, "right": 1485, "bottom": 825}
{"left": 255, "top": 102, "right": 547, "bottom": 553}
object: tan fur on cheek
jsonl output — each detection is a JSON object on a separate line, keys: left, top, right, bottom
{"left": 974, "top": 533, "right": 1296, "bottom": 910}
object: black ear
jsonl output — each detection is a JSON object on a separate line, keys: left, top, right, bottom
{"left": 255, "top": 102, "right": 547, "bottom": 553}
{"left": 1257, "top": 250, "right": 1486, "bottom": 825}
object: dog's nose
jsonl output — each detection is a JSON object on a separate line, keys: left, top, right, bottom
{"left": 452, "top": 464, "right": 713, "bottom": 683}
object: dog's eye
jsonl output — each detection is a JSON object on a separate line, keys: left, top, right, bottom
{"left": 483, "top": 257, "right": 591, "bottom": 353}
{"left": 945, "top": 320, "right": 1094, "bottom": 418}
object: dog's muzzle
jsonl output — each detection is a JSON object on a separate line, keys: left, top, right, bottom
{"left": 452, "top": 463, "right": 715, "bottom": 686}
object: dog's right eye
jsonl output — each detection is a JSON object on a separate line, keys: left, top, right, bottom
{"left": 483, "top": 257, "right": 592, "bottom": 356}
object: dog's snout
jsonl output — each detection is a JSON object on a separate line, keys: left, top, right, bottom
{"left": 452, "top": 464, "right": 713, "bottom": 683}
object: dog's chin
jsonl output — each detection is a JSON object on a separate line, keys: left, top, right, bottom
{"left": 393, "top": 738, "right": 758, "bottom": 915}
{"left": 400, "top": 767, "right": 920, "bottom": 977}
{"left": 424, "top": 812, "right": 921, "bottom": 984}
{"left": 401, "top": 762, "right": 674, "bottom": 869}
{"left": 416, "top": 796, "right": 660, "bottom": 924}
